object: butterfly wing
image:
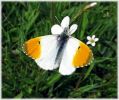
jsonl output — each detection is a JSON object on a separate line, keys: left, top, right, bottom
{"left": 23, "top": 37, "right": 41, "bottom": 59}
{"left": 59, "top": 37, "right": 93, "bottom": 75}
{"left": 23, "top": 35, "right": 59, "bottom": 70}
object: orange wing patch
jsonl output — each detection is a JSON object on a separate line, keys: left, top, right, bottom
{"left": 23, "top": 37, "right": 41, "bottom": 59}
{"left": 72, "top": 41, "right": 93, "bottom": 67}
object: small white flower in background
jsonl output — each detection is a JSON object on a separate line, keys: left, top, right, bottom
{"left": 87, "top": 35, "right": 99, "bottom": 46}
{"left": 51, "top": 16, "right": 78, "bottom": 35}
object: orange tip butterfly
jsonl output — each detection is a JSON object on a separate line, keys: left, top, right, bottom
{"left": 23, "top": 16, "right": 94, "bottom": 75}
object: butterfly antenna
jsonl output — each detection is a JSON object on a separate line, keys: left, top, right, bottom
{"left": 55, "top": 16, "right": 60, "bottom": 24}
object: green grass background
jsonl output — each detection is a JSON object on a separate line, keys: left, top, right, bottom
{"left": 2, "top": 2, "right": 117, "bottom": 98}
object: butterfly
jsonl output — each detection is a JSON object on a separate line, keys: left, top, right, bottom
{"left": 23, "top": 16, "right": 93, "bottom": 75}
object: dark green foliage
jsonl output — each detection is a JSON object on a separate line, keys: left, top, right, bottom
{"left": 2, "top": 2, "right": 117, "bottom": 98}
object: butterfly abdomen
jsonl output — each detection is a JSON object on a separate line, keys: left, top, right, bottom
{"left": 55, "top": 34, "right": 69, "bottom": 64}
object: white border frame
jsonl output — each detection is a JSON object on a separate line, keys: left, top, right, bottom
{"left": 0, "top": 0, "right": 118, "bottom": 100}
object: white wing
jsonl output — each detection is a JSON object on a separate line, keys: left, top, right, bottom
{"left": 59, "top": 37, "right": 79, "bottom": 75}
{"left": 35, "top": 35, "right": 59, "bottom": 70}
{"left": 59, "top": 37, "right": 93, "bottom": 75}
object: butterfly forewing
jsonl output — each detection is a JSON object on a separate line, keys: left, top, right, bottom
{"left": 23, "top": 35, "right": 60, "bottom": 70}
{"left": 59, "top": 37, "right": 93, "bottom": 75}
{"left": 34, "top": 35, "right": 60, "bottom": 70}
{"left": 72, "top": 40, "right": 93, "bottom": 67}
{"left": 23, "top": 37, "right": 41, "bottom": 59}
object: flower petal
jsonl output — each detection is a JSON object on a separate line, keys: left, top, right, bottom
{"left": 61, "top": 16, "right": 70, "bottom": 28}
{"left": 69, "top": 24, "right": 78, "bottom": 35}
{"left": 51, "top": 24, "right": 63, "bottom": 35}
{"left": 87, "top": 36, "right": 91, "bottom": 40}
{"left": 92, "top": 35, "right": 95, "bottom": 39}
{"left": 92, "top": 42, "right": 96, "bottom": 46}
{"left": 87, "top": 41, "right": 91, "bottom": 44}
{"left": 95, "top": 38, "right": 99, "bottom": 42}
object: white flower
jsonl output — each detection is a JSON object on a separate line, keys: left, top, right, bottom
{"left": 87, "top": 35, "right": 99, "bottom": 46}
{"left": 51, "top": 16, "right": 78, "bottom": 35}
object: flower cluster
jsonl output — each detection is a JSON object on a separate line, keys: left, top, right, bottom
{"left": 51, "top": 16, "right": 78, "bottom": 35}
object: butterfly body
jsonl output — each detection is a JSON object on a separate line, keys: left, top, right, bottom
{"left": 55, "top": 33, "right": 69, "bottom": 63}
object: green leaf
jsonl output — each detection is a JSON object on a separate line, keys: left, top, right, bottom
{"left": 80, "top": 12, "right": 88, "bottom": 38}
{"left": 69, "top": 84, "right": 98, "bottom": 97}
{"left": 14, "top": 92, "right": 23, "bottom": 98}
{"left": 83, "top": 62, "right": 94, "bottom": 80}
{"left": 47, "top": 73, "right": 61, "bottom": 86}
